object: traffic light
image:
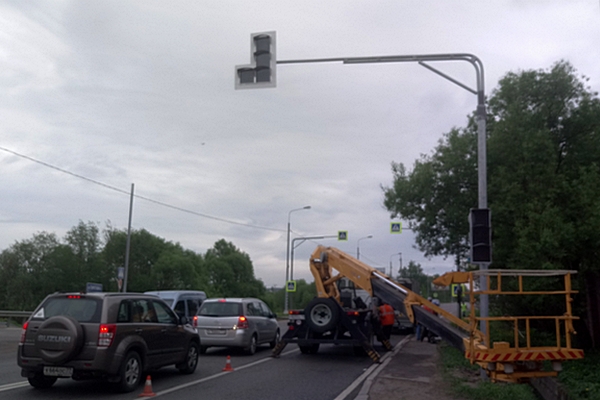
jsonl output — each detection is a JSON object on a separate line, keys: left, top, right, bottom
{"left": 235, "top": 31, "right": 276, "bottom": 89}
{"left": 469, "top": 208, "right": 491, "bottom": 263}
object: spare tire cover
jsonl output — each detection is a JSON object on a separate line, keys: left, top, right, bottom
{"left": 35, "top": 316, "right": 84, "bottom": 363}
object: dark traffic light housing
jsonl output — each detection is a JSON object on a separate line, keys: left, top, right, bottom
{"left": 235, "top": 31, "right": 276, "bottom": 89}
{"left": 469, "top": 208, "right": 491, "bottom": 263}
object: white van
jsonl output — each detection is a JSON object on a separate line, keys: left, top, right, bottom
{"left": 144, "top": 290, "right": 207, "bottom": 321}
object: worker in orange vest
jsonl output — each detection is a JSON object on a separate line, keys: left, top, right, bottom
{"left": 378, "top": 302, "right": 395, "bottom": 340}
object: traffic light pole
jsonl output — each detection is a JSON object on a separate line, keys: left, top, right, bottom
{"left": 235, "top": 40, "right": 490, "bottom": 337}
{"left": 276, "top": 53, "right": 489, "bottom": 338}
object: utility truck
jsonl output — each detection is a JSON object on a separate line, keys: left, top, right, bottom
{"left": 272, "top": 246, "right": 584, "bottom": 383}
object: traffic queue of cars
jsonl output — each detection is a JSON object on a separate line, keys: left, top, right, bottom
{"left": 16, "top": 290, "right": 279, "bottom": 392}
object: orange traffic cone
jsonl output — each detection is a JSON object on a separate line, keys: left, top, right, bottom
{"left": 138, "top": 375, "right": 156, "bottom": 397}
{"left": 222, "top": 355, "right": 234, "bottom": 372}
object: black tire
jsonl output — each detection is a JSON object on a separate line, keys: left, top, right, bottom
{"left": 305, "top": 298, "right": 340, "bottom": 333}
{"left": 269, "top": 329, "right": 280, "bottom": 349}
{"left": 116, "top": 351, "right": 142, "bottom": 393}
{"left": 245, "top": 334, "right": 257, "bottom": 355}
{"left": 178, "top": 342, "right": 199, "bottom": 374}
{"left": 35, "top": 316, "right": 84, "bottom": 363}
{"left": 28, "top": 373, "right": 57, "bottom": 389}
{"left": 299, "top": 343, "right": 320, "bottom": 354}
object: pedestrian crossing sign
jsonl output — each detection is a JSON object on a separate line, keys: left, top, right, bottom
{"left": 286, "top": 280, "right": 296, "bottom": 292}
{"left": 338, "top": 231, "right": 348, "bottom": 241}
{"left": 390, "top": 222, "right": 402, "bottom": 234}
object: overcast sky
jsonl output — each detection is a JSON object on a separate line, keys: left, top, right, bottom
{"left": 1, "top": 1, "right": 599, "bottom": 288}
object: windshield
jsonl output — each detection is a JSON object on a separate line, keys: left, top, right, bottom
{"left": 198, "top": 301, "right": 241, "bottom": 317}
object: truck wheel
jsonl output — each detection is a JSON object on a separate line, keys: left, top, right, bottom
{"left": 28, "top": 373, "right": 57, "bottom": 389}
{"left": 305, "top": 298, "right": 340, "bottom": 333}
{"left": 299, "top": 343, "right": 320, "bottom": 354}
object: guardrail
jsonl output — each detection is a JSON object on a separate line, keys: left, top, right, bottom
{"left": 0, "top": 311, "right": 32, "bottom": 327}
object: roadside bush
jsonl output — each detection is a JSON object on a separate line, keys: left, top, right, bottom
{"left": 439, "top": 343, "right": 537, "bottom": 400}
{"left": 559, "top": 349, "right": 600, "bottom": 399}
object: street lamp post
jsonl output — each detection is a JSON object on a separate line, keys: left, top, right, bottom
{"left": 389, "top": 252, "right": 402, "bottom": 277}
{"left": 356, "top": 235, "right": 373, "bottom": 260}
{"left": 284, "top": 206, "right": 311, "bottom": 314}
{"left": 289, "top": 234, "right": 337, "bottom": 309}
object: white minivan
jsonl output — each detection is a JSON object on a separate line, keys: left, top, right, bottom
{"left": 144, "top": 290, "right": 207, "bottom": 321}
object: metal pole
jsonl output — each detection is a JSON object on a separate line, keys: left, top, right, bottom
{"left": 357, "top": 235, "right": 373, "bottom": 260}
{"left": 278, "top": 52, "right": 489, "bottom": 338}
{"left": 285, "top": 220, "right": 291, "bottom": 313}
{"left": 284, "top": 206, "right": 310, "bottom": 314}
{"left": 122, "top": 183, "right": 134, "bottom": 293}
{"left": 290, "top": 235, "right": 337, "bottom": 310}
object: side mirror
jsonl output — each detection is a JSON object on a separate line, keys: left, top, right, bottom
{"left": 180, "top": 316, "right": 189, "bottom": 325}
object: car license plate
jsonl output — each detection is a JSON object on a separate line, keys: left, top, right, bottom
{"left": 206, "top": 329, "right": 226, "bottom": 335}
{"left": 43, "top": 366, "right": 73, "bottom": 377}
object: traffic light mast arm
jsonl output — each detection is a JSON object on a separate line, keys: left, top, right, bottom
{"left": 277, "top": 52, "right": 490, "bottom": 335}
{"left": 278, "top": 53, "right": 484, "bottom": 104}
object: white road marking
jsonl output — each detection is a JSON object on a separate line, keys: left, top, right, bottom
{"left": 0, "top": 381, "right": 30, "bottom": 392}
{"left": 150, "top": 348, "right": 300, "bottom": 398}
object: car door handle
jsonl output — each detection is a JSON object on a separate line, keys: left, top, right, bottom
{"left": 135, "top": 329, "right": 143, "bottom": 334}
{"left": 161, "top": 328, "right": 167, "bottom": 333}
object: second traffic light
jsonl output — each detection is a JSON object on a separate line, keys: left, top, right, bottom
{"left": 235, "top": 31, "right": 276, "bottom": 89}
{"left": 469, "top": 208, "right": 491, "bottom": 263}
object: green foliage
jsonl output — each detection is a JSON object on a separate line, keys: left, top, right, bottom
{"left": 204, "top": 239, "right": 266, "bottom": 298}
{"left": 383, "top": 61, "right": 600, "bottom": 346}
{"left": 0, "top": 222, "right": 267, "bottom": 311}
{"left": 559, "top": 349, "right": 600, "bottom": 399}
{"left": 383, "top": 126, "right": 477, "bottom": 260}
{"left": 439, "top": 343, "right": 538, "bottom": 400}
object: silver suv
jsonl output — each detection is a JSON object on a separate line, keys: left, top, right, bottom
{"left": 17, "top": 292, "right": 200, "bottom": 392}
{"left": 195, "top": 298, "right": 279, "bottom": 355}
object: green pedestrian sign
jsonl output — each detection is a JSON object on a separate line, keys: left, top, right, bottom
{"left": 286, "top": 280, "right": 296, "bottom": 292}
{"left": 390, "top": 222, "right": 402, "bottom": 234}
{"left": 338, "top": 231, "right": 348, "bottom": 241}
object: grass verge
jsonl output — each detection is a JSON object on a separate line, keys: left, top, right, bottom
{"left": 559, "top": 349, "right": 600, "bottom": 399}
{"left": 439, "top": 343, "right": 538, "bottom": 400}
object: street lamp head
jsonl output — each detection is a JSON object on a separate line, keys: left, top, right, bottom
{"left": 303, "top": 205, "right": 311, "bottom": 210}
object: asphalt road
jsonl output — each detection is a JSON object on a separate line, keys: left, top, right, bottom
{"left": 0, "top": 323, "right": 404, "bottom": 400}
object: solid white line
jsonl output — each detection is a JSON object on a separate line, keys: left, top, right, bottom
{"left": 0, "top": 381, "right": 30, "bottom": 392}
{"left": 335, "top": 336, "right": 412, "bottom": 400}
{"left": 150, "top": 348, "right": 300, "bottom": 398}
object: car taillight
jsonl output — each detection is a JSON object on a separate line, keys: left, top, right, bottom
{"left": 98, "top": 324, "right": 117, "bottom": 347}
{"left": 236, "top": 316, "right": 249, "bottom": 329}
{"left": 193, "top": 315, "right": 198, "bottom": 328}
{"left": 20, "top": 321, "right": 29, "bottom": 344}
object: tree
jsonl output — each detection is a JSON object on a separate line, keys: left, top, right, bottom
{"left": 383, "top": 61, "right": 600, "bottom": 347}
{"left": 397, "top": 261, "right": 429, "bottom": 295}
{"left": 383, "top": 126, "right": 478, "bottom": 268}
{"left": 204, "top": 240, "right": 265, "bottom": 298}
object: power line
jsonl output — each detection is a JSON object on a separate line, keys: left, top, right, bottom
{"left": 0, "top": 146, "right": 284, "bottom": 233}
